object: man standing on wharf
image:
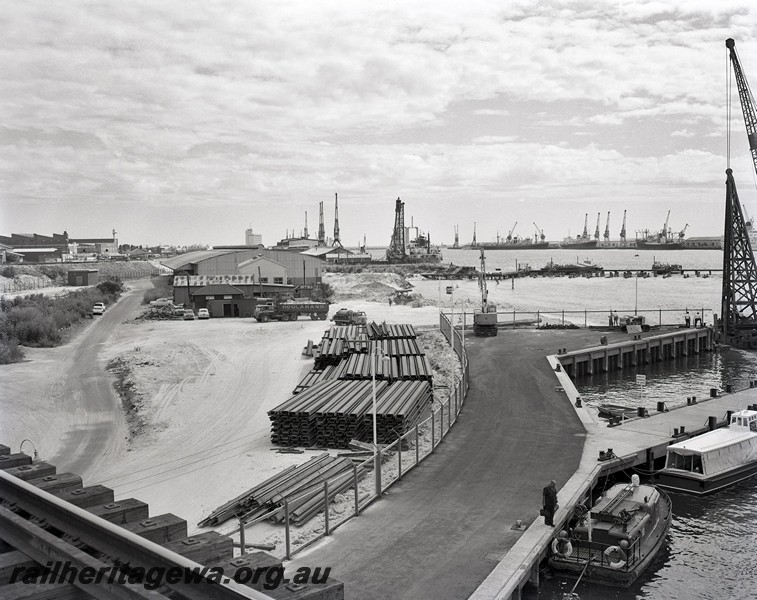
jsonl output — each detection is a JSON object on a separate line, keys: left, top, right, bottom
{"left": 542, "top": 480, "right": 558, "bottom": 526}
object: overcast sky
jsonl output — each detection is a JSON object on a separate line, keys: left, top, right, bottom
{"left": 2, "top": 1, "right": 757, "bottom": 247}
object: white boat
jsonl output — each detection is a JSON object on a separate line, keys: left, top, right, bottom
{"left": 654, "top": 409, "right": 757, "bottom": 495}
{"left": 548, "top": 476, "right": 671, "bottom": 587}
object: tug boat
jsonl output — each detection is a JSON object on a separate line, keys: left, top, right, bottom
{"left": 548, "top": 476, "right": 672, "bottom": 587}
{"left": 654, "top": 409, "right": 757, "bottom": 495}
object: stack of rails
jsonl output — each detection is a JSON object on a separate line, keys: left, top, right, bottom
{"left": 314, "top": 337, "right": 348, "bottom": 368}
{"left": 314, "top": 380, "right": 389, "bottom": 448}
{"left": 292, "top": 363, "right": 345, "bottom": 394}
{"left": 339, "top": 353, "right": 399, "bottom": 380}
{"left": 368, "top": 338, "right": 422, "bottom": 356}
{"left": 270, "top": 380, "right": 347, "bottom": 446}
{"left": 397, "top": 354, "right": 433, "bottom": 382}
{"left": 366, "top": 322, "right": 417, "bottom": 340}
{"left": 369, "top": 381, "right": 432, "bottom": 443}
{"left": 270, "top": 380, "right": 390, "bottom": 447}
{"left": 198, "top": 453, "right": 366, "bottom": 528}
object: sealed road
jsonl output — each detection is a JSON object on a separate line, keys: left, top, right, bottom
{"left": 291, "top": 329, "right": 589, "bottom": 600}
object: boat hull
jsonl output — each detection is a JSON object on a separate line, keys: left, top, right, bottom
{"left": 635, "top": 240, "right": 685, "bottom": 250}
{"left": 548, "top": 487, "right": 672, "bottom": 588}
{"left": 560, "top": 240, "right": 598, "bottom": 249}
{"left": 654, "top": 461, "right": 757, "bottom": 495}
{"left": 478, "top": 242, "right": 550, "bottom": 250}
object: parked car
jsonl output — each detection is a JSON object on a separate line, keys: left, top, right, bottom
{"left": 150, "top": 297, "right": 174, "bottom": 307}
{"left": 197, "top": 308, "right": 210, "bottom": 320}
{"left": 183, "top": 309, "right": 196, "bottom": 320}
{"left": 92, "top": 302, "right": 105, "bottom": 316}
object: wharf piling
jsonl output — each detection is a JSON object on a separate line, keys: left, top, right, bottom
{"left": 557, "top": 327, "right": 713, "bottom": 377}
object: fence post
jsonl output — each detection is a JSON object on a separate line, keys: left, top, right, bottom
{"left": 447, "top": 395, "right": 451, "bottom": 431}
{"left": 431, "top": 409, "right": 436, "bottom": 453}
{"left": 375, "top": 450, "right": 382, "bottom": 497}
{"left": 659, "top": 308, "right": 662, "bottom": 326}
{"left": 584, "top": 310, "right": 587, "bottom": 328}
{"left": 537, "top": 310, "right": 540, "bottom": 328}
{"left": 238, "top": 517, "right": 246, "bottom": 555}
{"left": 398, "top": 437, "right": 402, "bottom": 480}
{"left": 284, "top": 499, "right": 291, "bottom": 559}
{"left": 324, "top": 480, "right": 329, "bottom": 535}
{"left": 513, "top": 310, "right": 516, "bottom": 325}
{"left": 415, "top": 424, "right": 420, "bottom": 465}
{"left": 562, "top": 310, "right": 565, "bottom": 326}
{"left": 440, "top": 404, "right": 444, "bottom": 442}
{"left": 353, "top": 463, "right": 360, "bottom": 516}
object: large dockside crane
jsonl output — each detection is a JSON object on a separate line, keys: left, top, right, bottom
{"left": 593, "top": 212, "right": 601, "bottom": 241}
{"left": 603, "top": 212, "right": 610, "bottom": 241}
{"left": 473, "top": 248, "right": 498, "bottom": 336}
{"left": 620, "top": 210, "right": 627, "bottom": 243}
{"left": 722, "top": 38, "right": 757, "bottom": 347}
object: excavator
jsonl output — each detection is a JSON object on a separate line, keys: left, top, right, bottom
{"left": 473, "top": 248, "right": 498, "bottom": 336}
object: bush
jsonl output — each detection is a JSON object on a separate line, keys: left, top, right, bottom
{"left": 1, "top": 266, "right": 17, "bottom": 278}
{"left": 142, "top": 275, "right": 173, "bottom": 305}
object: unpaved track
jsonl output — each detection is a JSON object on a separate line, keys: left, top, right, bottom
{"left": 50, "top": 281, "right": 150, "bottom": 478}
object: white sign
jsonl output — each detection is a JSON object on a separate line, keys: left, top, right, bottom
{"left": 636, "top": 374, "right": 647, "bottom": 385}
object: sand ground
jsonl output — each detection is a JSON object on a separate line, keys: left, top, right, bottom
{"left": 0, "top": 272, "right": 454, "bottom": 542}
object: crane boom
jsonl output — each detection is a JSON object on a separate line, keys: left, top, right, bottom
{"left": 507, "top": 222, "right": 518, "bottom": 242}
{"left": 620, "top": 209, "right": 627, "bottom": 242}
{"left": 727, "top": 39, "right": 757, "bottom": 178}
{"left": 663, "top": 210, "right": 671, "bottom": 240}
{"left": 603, "top": 212, "right": 610, "bottom": 241}
{"left": 594, "top": 212, "right": 601, "bottom": 240}
{"left": 533, "top": 221, "right": 545, "bottom": 241}
{"left": 582, "top": 213, "right": 588, "bottom": 238}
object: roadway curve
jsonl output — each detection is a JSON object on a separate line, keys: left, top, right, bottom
{"left": 290, "top": 330, "right": 587, "bottom": 600}
{"left": 50, "top": 280, "right": 152, "bottom": 479}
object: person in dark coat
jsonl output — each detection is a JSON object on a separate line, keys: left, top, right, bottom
{"left": 542, "top": 480, "right": 558, "bottom": 526}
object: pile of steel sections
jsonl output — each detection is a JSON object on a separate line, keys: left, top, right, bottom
{"left": 366, "top": 322, "right": 417, "bottom": 339}
{"left": 198, "top": 453, "right": 365, "bottom": 527}
{"left": 370, "top": 381, "right": 432, "bottom": 443}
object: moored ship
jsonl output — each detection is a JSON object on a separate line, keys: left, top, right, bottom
{"left": 548, "top": 476, "right": 672, "bottom": 587}
{"left": 654, "top": 409, "right": 757, "bottom": 495}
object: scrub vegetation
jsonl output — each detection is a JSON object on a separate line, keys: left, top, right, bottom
{"left": 0, "top": 279, "right": 125, "bottom": 364}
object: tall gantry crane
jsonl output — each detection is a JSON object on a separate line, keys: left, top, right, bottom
{"left": 471, "top": 222, "right": 477, "bottom": 247}
{"left": 386, "top": 197, "right": 406, "bottom": 262}
{"left": 722, "top": 38, "right": 757, "bottom": 346}
{"left": 593, "top": 213, "right": 601, "bottom": 241}
{"left": 678, "top": 224, "right": 689, "bottom": 240}
{"left": 581, "top": 213, "right": 589, "bottom": 239}
{"left": 533, "top": 222, "right": 545, "bottom": 242}
{"left": 662, "top": 210, "right": 671, "bottom": 241}
{"left": 603, "top": 212, "right": 610, "bottom": 241}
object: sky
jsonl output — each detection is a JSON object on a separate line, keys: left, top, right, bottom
{"left": 2, "top": 0, "right": 757, "bottom": 247}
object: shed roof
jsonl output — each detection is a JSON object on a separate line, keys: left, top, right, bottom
{"left": 161, "top": 249, "right": 239, "bottom": 270}
{"left": 191, "top": 284, "right": 245, "bottom": 296}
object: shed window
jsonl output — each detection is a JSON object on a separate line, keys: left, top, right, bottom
{"left": 260, "top": 277, "right": 268, "bottom": 283}
{"left": 274, "top": 277, "right": 284, "bottom": 284}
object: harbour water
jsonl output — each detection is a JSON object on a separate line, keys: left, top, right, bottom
{"left": 403, "top": 248, "right": 755, "bottom": 600}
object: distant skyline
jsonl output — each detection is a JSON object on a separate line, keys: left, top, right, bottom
{"left": 3, "top": 1, "right": 757, "bottom": 247}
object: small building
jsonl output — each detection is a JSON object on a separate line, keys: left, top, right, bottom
{"left": 301, "top": 245, "right": 369, "bottom": 263}
{"left": 67, "top": 269, "right": 98, "bottom": 286}
{"left": 173, "top": 275, "right": 295, "bottom": 316}
{"left": 13, "top": 247, "right": 62, "bottom": 263}
{"left": 238, "top": 256, "right": 287, "bottom": 284}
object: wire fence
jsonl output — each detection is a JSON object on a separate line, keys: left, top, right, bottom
{"left": 445, "top": 307, "right": 715, "bottom": 329}
{"left": 234, "top": 310, "right": 470, "bottom": 560}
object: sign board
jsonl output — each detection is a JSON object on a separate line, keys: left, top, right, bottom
{"left": 627, "top": 324, "right": 643, "bottom": 334}
{"left": 636, "top": 374, "right": 647, "bottom": 385}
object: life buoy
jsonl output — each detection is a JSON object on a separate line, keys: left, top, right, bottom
{"left": 604, "top": 545, "right": 627, "bottom": 569}
{"left": 551, "top": 537, "right": 573, "bottom": 558}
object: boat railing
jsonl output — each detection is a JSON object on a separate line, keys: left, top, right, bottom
{"left": 564, "top": 536, "right": 643, "bottom": 572}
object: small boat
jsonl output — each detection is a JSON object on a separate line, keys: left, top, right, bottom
{"left": 654, "top": 409, "right": 757, "bottom": 495}
{"left": 596, "top": 404, "right": 638, "bottom": 421}
{"left": 548, "top": 476, "right": 672, "bottom": 588}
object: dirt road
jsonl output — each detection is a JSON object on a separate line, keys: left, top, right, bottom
{"left": 49, "top": 281, "right": 152, "bottom": 477}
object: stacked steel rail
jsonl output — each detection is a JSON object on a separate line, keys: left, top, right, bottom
{"left": 198, "top": 454, "right": 365, "bottom": 528}
{"left": 370, "top": 381, "right": 433, "bottom": 443}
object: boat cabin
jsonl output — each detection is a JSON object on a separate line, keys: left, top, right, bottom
{"left": 663, "top": 410, "right": 757, "bottom": 478}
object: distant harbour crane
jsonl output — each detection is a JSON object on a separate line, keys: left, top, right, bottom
{"left": 620, "top": 210, "right": 627, "bottom": 243}
{"left": 594, "top": 212, "right": 601, "bottom": 241}
{"left": 603, "top": 212, "right": 611, "bottom": 241}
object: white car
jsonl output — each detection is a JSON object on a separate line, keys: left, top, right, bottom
{"left": 197, "top": 308, "right": 210, "bottom": 320}
{"left": 92, "top": 302, "right": 105, "bottom": 315}
{"left": 149, "top": 297, "right": 174, "bottom": 307}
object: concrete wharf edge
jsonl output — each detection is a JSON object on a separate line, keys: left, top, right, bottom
{"left": 471, "top": 328, "right": 757, "bottom": 600}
